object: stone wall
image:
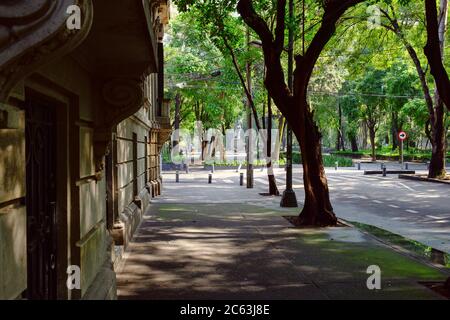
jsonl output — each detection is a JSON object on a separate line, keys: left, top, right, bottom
{"left": 115, "top": 74, "right": 162, "bottom": 248}
{"left": 0, "top": 0, "right": 170, "bottom": 300}
{"left": 0, "top": 109, "right": 27, "bottom": 299}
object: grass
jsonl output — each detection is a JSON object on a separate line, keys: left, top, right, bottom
{"left": 280, "top": 151, "right": 354, "bottom": 167}
{"left": 295, "top": 229, "right": 446, "bottom": 280}
{"left": 349, "top": 221, "right": 450, "bottom": 268}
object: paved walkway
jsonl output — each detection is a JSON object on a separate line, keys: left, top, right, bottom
{"left": 160, "top": 166, "right": 450, "bottom": 254}
{"left": 116, "top": 170, "right": 449, "bottom": 300}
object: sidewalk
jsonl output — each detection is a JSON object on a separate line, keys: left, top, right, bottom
{"left": 116, "top": 172, "right": 448, "bottom": 300}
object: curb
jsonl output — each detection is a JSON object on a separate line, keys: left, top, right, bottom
{"left": 342, "top": 219, "right": 450, "bottom": 276}
{"left": 364, "top": 170, "right": 415, "bottom": 175}
{"left": 399, "top": 174, "right": 450, "bottom": 185}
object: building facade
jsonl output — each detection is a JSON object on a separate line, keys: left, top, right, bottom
{"left": 0, "top": 0, "right": 171, "bottom": 300}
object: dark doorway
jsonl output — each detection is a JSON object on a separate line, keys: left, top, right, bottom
{"left": 25, "top": 99, "right": 58, "bottom": 300}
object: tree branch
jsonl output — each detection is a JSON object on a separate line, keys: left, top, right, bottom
{"left": 220, "top": 31, "right": 262, "bottom": 131}
{"left": 237, "top": 0, "right": 292, "bottom": 117}
{"left": 274, "top": 0, "right": 286, "bottom": 54}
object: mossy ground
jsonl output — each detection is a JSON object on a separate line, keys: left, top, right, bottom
{"left": 152, "top": 203, "right": 447, "bottom": 282}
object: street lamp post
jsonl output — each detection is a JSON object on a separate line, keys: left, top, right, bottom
{"left": 281, "top": 0, "right": 298, "bottom": 207}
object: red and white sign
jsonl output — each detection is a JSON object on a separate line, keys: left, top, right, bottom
{"left": 398, "top": 131, "right": 407, "bottom": 141}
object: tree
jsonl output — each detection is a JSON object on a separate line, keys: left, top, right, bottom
{"left": 238, "top": 0, "right": 365, "bottom": 226}
{"left": 165, "top": 12, "right": 245, "bottom": 162}
{"left": 357, "top": 69, "right": 387, "bottom": 161}
{"left": 424, "top": 0, "right": 450, "bottom": 112}
{"left": 340, "top": 81, "right": 362, "bottom": 152}
{"left": 374, "top": 1, "right": 447, "bottom": 177}
{"left": 384, "top": 63, "right": 418, "bottom": 154}
{"left": 172, "top": 92, "right": 183, "bottom": 149}
{"left": 173, "top": 0, "right": 282, "bottom": 194}
{"left": 400, "top": 98, "right": 430, "bottom": 150}
{"left": 309, "top": 60, "right": 347, "bottom": 150}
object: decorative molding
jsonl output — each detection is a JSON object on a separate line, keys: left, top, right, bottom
{"left": 102, "top": 78, "right": 144, "bottom": 112}
{"left": 93, "top": 78, "right": 145, "bottom": 176}
{"left": 151, "top": 126, "right": 172, "bottom": 151}
{"left": 0, "top": 0, "right": 93, "bottom": 103}
{"left": 0, "top": 103, "right": 21, "bottom": 129}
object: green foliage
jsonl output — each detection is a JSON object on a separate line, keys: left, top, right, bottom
{"left": 165, "top": 11, "right": 247, "bottom": 132}
{"left": 334, "top": 147, "right": 450, "bottom": 161}
{"left": 167, "top": 0, "right": 448, "bottom": 164}
{"left": 279, "top": 152, "right": 353, "bottom": 167}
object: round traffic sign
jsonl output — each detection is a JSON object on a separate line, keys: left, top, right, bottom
{"left": 398, "top": 131, "right": 407, "bottom": 141}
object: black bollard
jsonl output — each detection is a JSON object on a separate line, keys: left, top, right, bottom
{"left": 382, "top": 167, "right": 387, "bottom": 177}
{"left": 240, "top": 172, "right": 244, "bottom": 186}
{"left": 208, "top": 173, "right": 212, "bottom": 184}
{"left": 176, "top": 170, "right": 179, "bottom": 183}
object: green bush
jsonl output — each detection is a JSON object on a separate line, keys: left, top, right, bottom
{"left": 166, "top": 152, "right": 353, "bottom": 167}
{"left": 280, "top": 152, "right": 353, "bottom": 167}
{"left": 323, "top": 154, "right": 353, "bottom": 167}
{"left": 333, "top": 147, "right": 450, "bottom": 161}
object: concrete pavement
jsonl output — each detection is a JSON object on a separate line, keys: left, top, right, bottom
{"left": 116, "top": 169, "right": 449, "bottom": 300}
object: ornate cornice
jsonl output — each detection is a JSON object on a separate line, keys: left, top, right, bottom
{"left": 0, "top": 0, "right": 93, "bottom": 102}
{"left": 101, "top": 78, "right": 145, "bottom": 119}
{"left": 93, "top": 77, "right": 145, "bottom": 175}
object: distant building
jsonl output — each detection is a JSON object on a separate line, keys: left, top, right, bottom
{"left": 0, "top": 0, "right": 171, "bottom": 299}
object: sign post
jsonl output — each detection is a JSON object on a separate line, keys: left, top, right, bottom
{"left": 398, "top": 131, "right": 407, "bottom": 169}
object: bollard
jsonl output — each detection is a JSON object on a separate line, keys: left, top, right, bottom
{"left": 208, "top": 173, "right": 212, "bottom": 184}
{"left": 405, "top": 163, "right": 408, "bottom": 170}
{"left": 240, "top": 172, "right": 244, "bottom": 186}
{"left": 335, "top": 161, "right": 338, "bottom": 171}
{"left": 176, "top": 170, "right": 179, "bottom": 183}
{"left": 357, "top": 162, "right": 361, "bottom": 171}
{"left": 382, "top": 167, "right": 387, "bottom": 177}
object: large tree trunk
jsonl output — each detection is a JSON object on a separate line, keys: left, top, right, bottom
{"left": 391, "top": 112, "right": 399, "bottom": 151}
{"left": 349, "top": 134, "right": 358, "bottom": 152}
{"left": 336, "top": 101, "right": 345, "bottom": 151}
{"left": 429, "top": 101, "right": 447, "bottom": 178}
{"left": 172, "top": 93, "right": 182, "bottom": 149}
{"left": 368, "top": 125, "right": 376, "bottom": 162}
{"left": 238, "top": 0, "right": 364, "bottom": 227}
{"left": 425, "top": 0, "right": 448, "bottom": 178}
{"left": 362, "top": 123, "right": 368, "bottom": 150}
{"left": 336, "top": 131, "right": 341, "bottom": 151}
{"left": 424, "top": 0, "right": 450, "bottom": 112}
{"left": 381, "top": 7, "right": 446, "bottom": 173}
{"left": 292, "top": 101, "right": 337, "bottom": 226}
